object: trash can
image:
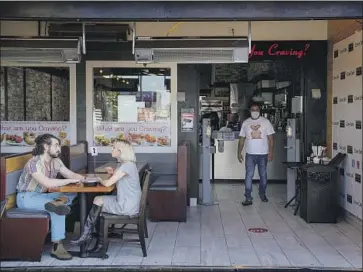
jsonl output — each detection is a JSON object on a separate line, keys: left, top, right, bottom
{"left": 300, "top": 164, "right": 340, "bottom": 223}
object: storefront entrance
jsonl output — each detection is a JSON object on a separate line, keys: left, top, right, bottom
{"left": 0, "top": 1, "right": 361, "bottom": 270}
{"left": 195, "top": 41, "right": 327, "bottom": 185}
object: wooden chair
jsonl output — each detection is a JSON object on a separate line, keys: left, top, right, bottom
{"left": 99, "top": 169, "right": 152, "bottom": 258}
{"left": 108, "top": 162, "right": 149, "bottom": 236}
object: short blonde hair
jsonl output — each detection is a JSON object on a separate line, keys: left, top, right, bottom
{"left": 113, "top": 139, "right": 136, "bottom": 163}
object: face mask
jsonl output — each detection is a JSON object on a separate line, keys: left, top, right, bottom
{"left": 251, "top": 111, "right": 260, "bottom": 119}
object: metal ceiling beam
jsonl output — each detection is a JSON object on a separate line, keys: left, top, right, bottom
{"left": 0, "top": 1, "right": 362, "bottom": 21}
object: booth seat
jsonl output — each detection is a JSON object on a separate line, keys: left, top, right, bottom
{"left": 148, "top": 141, "right": 190, "bottom": 222}
{"left": 0, "top": 141, "right": 89, "bottom": 261}
{"left": 0, "top": 152, "right": 49, "bottom": 261}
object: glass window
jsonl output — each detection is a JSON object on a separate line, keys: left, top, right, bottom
{"left": 0, "top": 66, "right": 70, "bottom": 121}
{"left": 0, "top": 66, "right": 71, "bottom": 147}
{"left": 93, "top": 67, "right": 171, "bottom": 147}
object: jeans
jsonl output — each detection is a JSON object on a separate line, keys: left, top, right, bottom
{"left": 17, "top": 192, "right": 77, "bottom": 242}
{"left": 244, "top": 153, "right": 268, "bottom": 200}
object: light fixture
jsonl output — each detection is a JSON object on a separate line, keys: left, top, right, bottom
{"left": 0, "top": 36, "right": 83, "bottom": 63}
{"left": 132, "top": 21, "right": 252, "bottom": 64}
{"left": 133, "top": 37, "right": 249, "bottom": 64}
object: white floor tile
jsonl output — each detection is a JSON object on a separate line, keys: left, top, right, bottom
{"left": 172, "top": 246, "right": 201, "bottom": 265}
{"left": 20, "top": 255, "right": 55, "bottom": 267}
{"left": 201, "top": 249, "right": 231, "bottom": 266}
{"left": 0, "top": 261, "right": 23, "bottom": 267}
{"left": 335, "top": 246, "right": 363, "bottom": 268}
{"left": 112, "top": 245, "right": 144, "bottom": 265}
{"left": 4, "top": 183, "right": 360, "bottom": 270}
{"left": 228, "top": 247, "right": 261, "bottom": 266}
{"left": 255, "top": 247, "right": 291, "bottom": 267}
{"left": 282, "top": 248, "right": 321, "bottom": 267}
{"left": 314, "top": 252, "right": 353, "bottom": 268}
{"left": 274, "top": 234, "right": 307, "bottom": 250}
{"left": 225, "top": 234, "right": 252, "bottom": 247}
{"left": 141, "top": 247, "right": 173, "bottom": 266}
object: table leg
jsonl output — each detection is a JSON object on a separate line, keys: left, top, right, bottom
{"left": 79, "top": 192, "right": 88, "bottom": 256}
{"left": 68, "top": 192, "right": 88, "bottom": 258}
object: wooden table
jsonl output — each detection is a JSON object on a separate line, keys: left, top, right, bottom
{"left": 48, "top": 163, "right": 148, "bottom": 258}
{"left": 49, "top": 173, "right": 114, "bottom": 258}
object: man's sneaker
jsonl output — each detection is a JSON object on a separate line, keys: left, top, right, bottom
{"left": 260, "top": 195, "right": 269, "bottom": 202}
{"left": 242, "top": 199, "right": 253, "bottom": 206}
{"left": 45, "top": 197, "right": 71, "bottom": 215}
{"left": 51, "top": 242, "right": 72, "bottom": 260}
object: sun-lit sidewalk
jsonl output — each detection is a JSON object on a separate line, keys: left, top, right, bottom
{"left": 1, "top": 183, "right": 362, "bottom": 270}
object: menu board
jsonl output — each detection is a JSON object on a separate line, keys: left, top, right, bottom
{"left": 0, "top": 121, "right": 71, "bottom": 146}
{"left": 94, "top": 121, "right": 170, "bottom": 147}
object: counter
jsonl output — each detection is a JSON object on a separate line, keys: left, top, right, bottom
{"left": 200, "top": 131, "right": 287, "bottom": 181}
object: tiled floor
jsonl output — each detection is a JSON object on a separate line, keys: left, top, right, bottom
{"left": 1, "top": 183, "right": 362, "bottom": 269}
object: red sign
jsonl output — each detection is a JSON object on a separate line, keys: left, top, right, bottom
{"left": 249, "top": 42, "right": 312, "bottom": 60}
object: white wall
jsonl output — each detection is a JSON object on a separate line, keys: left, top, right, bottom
{"left": 332, "top": 30, "right": 362, "bottom": 220}
{"left": 1, "top": 21, "right": 48, "bottom": 36}
{"left": 133, "top": 21, "right": 328, "bottom": 40}
{"left": 1, "top": 20, "right": 328, "bottom": 41}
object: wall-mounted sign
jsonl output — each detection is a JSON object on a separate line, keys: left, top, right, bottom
{"left": 0, "top": 121, "right": 71, "bottom": 146}
{"left": 249, "top": 41, "right": 326, "bottom": 61}
{"left": 332, "top": 29, "right": 362, "bottom": 220}
{"left": 94, "top": 121, "right": 171, "bottom": 147}
{"left": 181, "top": 108, "right": 195, "bottom": 132}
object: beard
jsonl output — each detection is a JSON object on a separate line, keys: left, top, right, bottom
{"left": 48, "top": 151, "right": 59, "bottom": 158}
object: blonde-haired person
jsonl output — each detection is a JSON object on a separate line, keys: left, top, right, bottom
{"left": 71, "top": 140, "right": 141, "bottom": 256}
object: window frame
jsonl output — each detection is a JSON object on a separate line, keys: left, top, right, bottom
{"left": 0, "top": 61, "right": 77, "bottom": 153}
{"left": 86, "top": 61, "right": 178, "bottom": 154}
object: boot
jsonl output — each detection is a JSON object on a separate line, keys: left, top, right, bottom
{"left": 87, "top": 223, "right": 106, "bottom": 256}
{"left": 71, "top": 204, "right": 102, "bottom": 246}
{"left": 45, "top": 196, "right": 71, "bottom": 215}
{"left": 88, "top": 219, "right": 101, "bottom": 249}
{"left": 50, "top": 241, "right": 72, "bottom": 260}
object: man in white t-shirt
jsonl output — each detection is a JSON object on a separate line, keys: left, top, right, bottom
{"left": 237, "top": 103, "right": 275, "bottom": 206}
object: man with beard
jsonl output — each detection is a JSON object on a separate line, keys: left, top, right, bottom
{"left": 16, "top": 134, "right": 85, "bottom": 260}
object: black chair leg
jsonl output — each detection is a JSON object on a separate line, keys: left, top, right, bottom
{"left": 285, "top": 195, "right": 296, "bottom": 208}
{"left": 294, "top": 201, "right": 300, "bottom": 216}
{"left": 144, "top": 218, "right": 148, "bottom": 238}
{"left": 101, "top": 218, "right": 109, "bottom": 258}
{"left": 138, "top": 224, "right": 147, "bottom": 257}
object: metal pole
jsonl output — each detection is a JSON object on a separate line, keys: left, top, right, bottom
{"left": 132, "top": 22, "right": 136, "bottom": 55}
{"left": 201, "top": 118, "right": 216, "bottom": 205}
{"left": 82, "top": 22, "right": 86, "bottom": 55}
{"left": 248, "top": 21, "right": 252, "bottom": 53}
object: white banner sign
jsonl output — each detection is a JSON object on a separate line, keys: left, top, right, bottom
{"left": 94, "top": 121, "right": 171, "bottom": 147}
{"left": 0, "top": 121, "right": 71, "bottom": 146}
{"left": 332, "top": 29, "right": 362, "bottom": 220}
